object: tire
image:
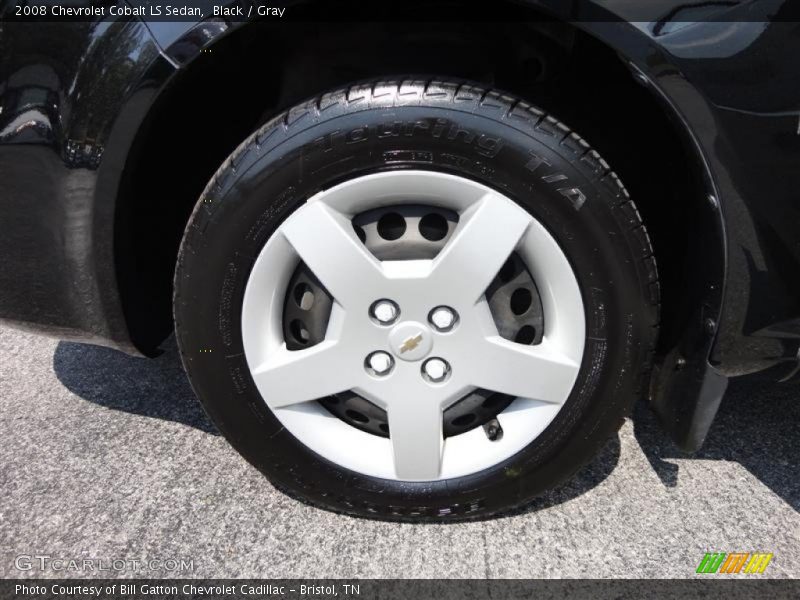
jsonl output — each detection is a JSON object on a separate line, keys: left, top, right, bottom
{"left": 174, "top": 79, "right": 659, "bottom": 521}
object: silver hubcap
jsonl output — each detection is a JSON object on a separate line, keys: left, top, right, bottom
{"left": 241, "top": 171, "right": 586, "bottom": 481}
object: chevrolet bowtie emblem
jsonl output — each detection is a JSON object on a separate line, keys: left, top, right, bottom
{"left": 399, "top": 333, "right": 423, "bottom": 354}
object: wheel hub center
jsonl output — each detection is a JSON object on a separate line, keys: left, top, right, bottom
{"left": 388, "top": 321, "right": 434, "bottom": 361}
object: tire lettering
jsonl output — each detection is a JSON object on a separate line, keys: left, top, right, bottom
{"left": 377, "top": 121, "right": 403, "bottom": 138}
{"left": 447, "top": 125, "right": 476, "bottom": 145}
{"left": 383, "top": 150, "right": 433, "bottom": 163}
{"left": 542, "top": 173, "right": 568, "bottom": 183}
{"left": 305, "top": 131, "right": 339, "bottom": 154}
{"left": 431, "top": 118, "right": 449, "bottom": 138}
{"left": 307, "top": 120, "right": 500, "bottom": 159}
{"left": 526, "top": 152, "right": 586, "bottom": 210}
{"left": 439, "top": 153, "right": 495, "bottom": 178}
{"left": 558, "top": 186, "right": 587, "bottom": 210}
{"left": 440, "top": 153, "right": 469, "bottom": 168}
{"left": 346, "top": 127, "right": 368, "bottom": 144}
{"left": 475, "top": 135, "right": 503, "bottom": 158}
{"left": 524, "top": 152, "right": 551, "bottom": 174}
{"left": 405, "top": 120, "right": 431, "bottom": 136}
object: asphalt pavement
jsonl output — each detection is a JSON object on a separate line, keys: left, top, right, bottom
{"left": 0, "top": 325, "right": 797, "bottom": 579}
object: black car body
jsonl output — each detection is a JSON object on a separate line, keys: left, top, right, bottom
{"left": 1, "top": 0, "right": 799, "bottom": 453}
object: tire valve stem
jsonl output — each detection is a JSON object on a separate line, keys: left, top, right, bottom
{"left": 483, "top": 419, "right": 503, "bottom": 442}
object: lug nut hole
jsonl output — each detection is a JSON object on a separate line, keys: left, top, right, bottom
{"left": 377, "top": 212, "right": 406, "bottom": 240}
{"left": 369, "top": 299, "right": 400, "bottom": 326}
{"left": 289, "top": 319, "right": 311, "bottom": 344}
{"left": 510, "top": 288, "right": 533, "bottom": 315}
{"left": 429, "top": 306, "right": 458, "bottom": 332}
{"left": 365, "top": 351, "right": 394, "bottom": 377}
{"left": 419, "top": 213, "right": 449, "bottom": 241}
{"left": 515, "top": 325, "right": 537, "bottom": 345}
{"left": 293, "top": 283, "right": 315, "bottom": 311}
{"left": 422, "top": 357, "right": 451, "bottom": 384}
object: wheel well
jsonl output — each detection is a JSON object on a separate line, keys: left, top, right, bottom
{"left": 116, "top": 10, "right": 709, "bottom": 357}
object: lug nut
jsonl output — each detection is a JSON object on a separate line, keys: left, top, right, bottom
{"left": 365, "top": 351, "right": 394, "bottom": 377}
{"left": 370, "top": 299, "right": 400, "bottom": 325}
{"left": 422, "top": 357, "right": 451, "bottom": 383}
{"left": 429, "top": 306, "right": 458, "bottom": 332}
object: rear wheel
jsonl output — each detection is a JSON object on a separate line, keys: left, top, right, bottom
{"left": 174, "top": 79, "right": 659, "bottom": 520}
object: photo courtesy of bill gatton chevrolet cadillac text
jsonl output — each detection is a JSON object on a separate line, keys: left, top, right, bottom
{"left": 1, "top": 1, "right": 799, "bottom": 521}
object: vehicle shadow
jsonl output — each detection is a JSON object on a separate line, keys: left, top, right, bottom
{"left": 53, "top": 336, "right": 218, "bottom": 435}
{"left": 508, "top": 435, "right": 621, "bottom": 515}
{"left": 52, "top": 336, "right": 621, "bottom": 514}
{"left": 54, "top": 338, "right": 797, "bottom": 513}
{"left": 632, "top": 370, "right": 799, "bottom": 512}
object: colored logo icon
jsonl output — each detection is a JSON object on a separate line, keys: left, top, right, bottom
{"left": 696, "top": 552, "right": 773, "bottom": 574}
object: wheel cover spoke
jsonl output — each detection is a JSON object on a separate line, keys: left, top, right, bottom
{"left": 252, "top": 341, "right": 353, "bottom": 408}
{"left": 280, "top": 201, "right": 385, "bottom": 309}
{"left": 429, "top": 192, "right": 532, "bottom": 303}
{"left": 466, "top": 336, "right": 580, "bottom": 404}
{"left": 386, "top": 392, "right": 444, "bottom": 480}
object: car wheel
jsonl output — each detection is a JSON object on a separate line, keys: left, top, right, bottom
{"left": 174, "top": 79, "right": 659, "bottom": 521}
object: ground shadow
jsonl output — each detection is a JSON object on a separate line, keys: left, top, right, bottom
{"left": 53, "top": 337, "right": 620, "bottom": 513}
{"left": 53, "top": 336, "right": 218, "bottom": 435}
{"left": 632, "top": 371, "right": 799, "bottom": 511}
{"left": 509, "top": 435, "right": 621, "bottom": 515}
